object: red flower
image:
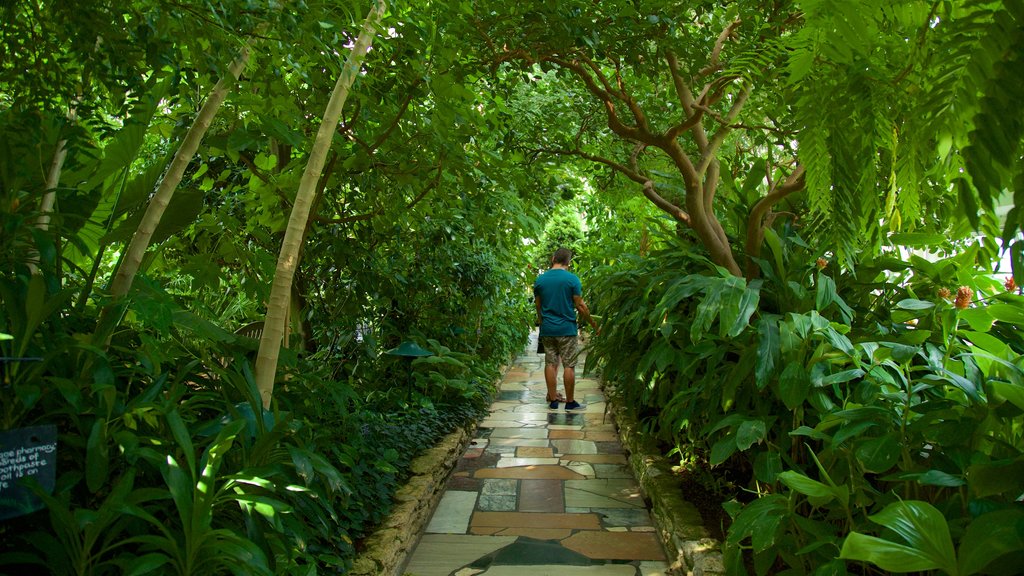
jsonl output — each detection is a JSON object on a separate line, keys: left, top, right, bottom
{"left": 816, "top": 257, "right": 828, "bottom": 270}
{"left": 1005, "top": 277, "right": 1017, "bottom": 293}
{"left": 937, "top": 287, "right": 951, "bottom": 301}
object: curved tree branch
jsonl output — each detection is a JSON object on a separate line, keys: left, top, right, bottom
{"left": 665, "top": 50, "right": 710, "bottom": 150}
{"left": 745, "top": 165, "right": 806, "bottom": 279}
{"left": 699, "top": 18, "right": 742, "bottom": 78}
{"left": 367, "top": 79, "right": 422, "bottom": 152}
{"left": 696, "top": 82, "right": 751, "bottom": 177}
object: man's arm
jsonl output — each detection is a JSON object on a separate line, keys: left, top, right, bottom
{"left": 535, "top": 294, "right": 543, "bottom": 326}
{"left": 573, "top": 295, "right": 598, "bottom": 331}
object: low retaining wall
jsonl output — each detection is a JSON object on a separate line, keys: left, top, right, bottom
{"left": 349, "top": 423, "right": 475, "bottom": 576}
{"left": 605, "top": 386, "right": 726, "bottom": 576}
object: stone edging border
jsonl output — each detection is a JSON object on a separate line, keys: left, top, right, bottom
{"left": 349, "top": 423, "right": 475, "bottom": 576}
{"left": 604, "top": 386, "right": 726, "bottom": 576}
{"left": 350, "top": 363, "right": 514, "bottom": 576}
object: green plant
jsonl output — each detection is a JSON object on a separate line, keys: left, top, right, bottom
{"left": 587, "top": 223, "right": 1024, "bottom": 575}
{"left": 840, "top": 501, "right": 1024, "bottom": 576}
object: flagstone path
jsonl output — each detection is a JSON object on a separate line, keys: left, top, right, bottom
{"left": 402, "top": 333, "right": 670, "bottom": 576}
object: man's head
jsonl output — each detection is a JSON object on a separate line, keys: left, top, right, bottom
{"left": 552, "top": 247, "right": 573, "bottom": 267}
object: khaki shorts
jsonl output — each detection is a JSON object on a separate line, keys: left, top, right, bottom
{"left": 541, "top": 336, "right": 580, "bottom": 368}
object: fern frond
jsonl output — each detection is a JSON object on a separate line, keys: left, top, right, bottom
{"left": 963, "top": 3, "right": 1024, "bottom": 213}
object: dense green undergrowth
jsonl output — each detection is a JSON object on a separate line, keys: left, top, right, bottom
{"left": 587, "top": 225, "right": 1024, "bottom": 576}
{"left": 0, "top": 262, "right": 528, "bottom": 575}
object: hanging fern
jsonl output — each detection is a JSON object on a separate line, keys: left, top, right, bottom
{"left": 962, "top": 3, "right": 1024, "bottom": 216}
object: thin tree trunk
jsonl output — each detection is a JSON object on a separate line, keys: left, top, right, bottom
{"left": 27, "top": 106, "right": 76, "bottom": 274}
{"left": 254, "top": 1, "right": 387, "bottom": 408}
{"left": 109, "top": 49, "right": 248, "bottom": 301}
{"left": 36, "top": 139, "right": 68, "bottom": 230}
{"left": 92, "top": 48, "right": 249, "bottom": 347}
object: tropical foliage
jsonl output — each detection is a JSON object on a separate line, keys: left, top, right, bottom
{"left": 2, "top": 0, "right": 1023, "bottom": 574}
{"left": 1, "top": 0, "right": 536, "bottom": 573}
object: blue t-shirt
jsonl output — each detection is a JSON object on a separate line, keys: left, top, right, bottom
{"left": 534, "top": 268, "right": 582, "bottom": 337}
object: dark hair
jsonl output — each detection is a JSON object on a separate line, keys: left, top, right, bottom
{"left": 552, "top": 247, "right": 573, "bottom": 266}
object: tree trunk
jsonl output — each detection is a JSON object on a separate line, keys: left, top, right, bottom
{"left": 254, "top": 1, "right": 387, "bottom": 408}
{"left": 27, "top": 106, "right": 76, "bottom": 274}
{"left": 92, "top": 48, "right": 249, "bottom": 347}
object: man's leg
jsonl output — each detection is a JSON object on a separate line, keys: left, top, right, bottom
{"left": 563, "top": 366, "right": 575, "bottom": 403}
{"left": 562, "top": 335, "right": 581, "bottom": 403}
{"left": 545, "top": 362, "right": 558, "bottom": 402}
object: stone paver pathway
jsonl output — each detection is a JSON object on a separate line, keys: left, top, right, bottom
{"left": 403, "top": 333, "right": 669, "bottom": 576}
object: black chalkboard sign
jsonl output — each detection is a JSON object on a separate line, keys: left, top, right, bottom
{"left": 0, "top": 425, "right": 57, "bottom": 521}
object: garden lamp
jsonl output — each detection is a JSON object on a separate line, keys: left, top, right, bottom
{"left": 385, "top": 340, "right": 433, "bottom": 399}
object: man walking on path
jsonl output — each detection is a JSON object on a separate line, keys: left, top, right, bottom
{"left": 534, "top": 247, "right": 598, "bottom": 410}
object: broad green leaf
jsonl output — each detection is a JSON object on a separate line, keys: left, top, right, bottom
{"left": 897, "top": 298, "right": 935, "bottom": 310}
{"left": 967, "top": 459, "right": 1024, "bottom": 499}
{"left": 725, "top": 494, "right": 788, "bottom": 553}
{"left": 740, "top": 158, "right": 767, "bottom": 203}
{"left": 288, "top": 445, "right": 314, "bottom": 484}
{"left": 790, "top": 425, "right": 830, "bottom": 441}
{"left": 736, "top": 419, "right": 767, "bottom": 451}
{"left": 778, "top": 471, "right": 834, "bottom": 500}
{"left": 304, "top": 449, "right": 350, "bottom": 494}
{"left": 816, "top": 273, "right": 853, "bottom": 322}
{"left": 756, "top": 316, "right": 781, "bottom": 388}
{"left": 165, "top": 410, "right": 196, "bottom": 477}
{"left": 724, "top": 279, "right": 761, "bottom": 337}
{"left": 887, "top": 343, "right": 920, "bottom": 363}
{"left": 958, "top": 508, "right": 1024, "bottom": 575}
{"left": 961, "top": 330, "right": 1010, "bottom": 358}
{"left": 819, "top": 368, "right": 864, "bottom": 386}
{"left": 988, "top": 380, "right": 1024, "bottom": 410}
{"left": 862, "top": 500, "right": 958, "bottom": 575}
{"left": 959, "top": 308, "right": 995, "bottom": 332}
{"left": 691, "top": 286, "right": 723, "bottom": 342}
{"left": 926, "top": 369, "right": 983, "bottom": 403}
{"left": 764, "top": 228, "right": 785, "bottom": 276}
{"left": 987, "top": 303, "right": 1024, "bottom": 326}
{"left": 754, "top": 451, "right": 784, "bottom": 484}
{"left": 706, "top": 413, "right": 749, "bottom": 435}
{"left": 710, "top": 434, "right": 738, "bottom": 465}
{"left": 18, "top": 277, "right": 72, "bottom": 357}
{"left": 889, "top": 232, "right": 949, "bottom": 247}
{"left": 86, "top": 419, "right": 110, "bottom": 493}
{"left": 161, "top": 453, "right": 193, "bottom": 530}
{"left": 124, "top": 554, "right": 171, "bottom": 576}
{"left": 822, "top": 326, "right": 854, "bottom": 354}
{"left": 855, "top": 434, "right": 900, "bottom": 473}
{"left": 832, "top": 420, "right": 876, "bottom": 447}
{"left": 894, "top": 330, "right": 933, "bottom": 345}
{"left": 103, "top": 189, "right": 205, "bottom": 245}
{"left": 170, "top": 310, "right": 236, "bottom": 343}
{"left": 840, "top": 532, "right": 947, "bottom": 573}
{"left": 916, "top": 470, "right": 965, "bottom": 488}
{"left": 28, "top": 227, "right": 57, "bottom": 268}
{"left": 778, "top": 363, "right": 809, "bottom": 410}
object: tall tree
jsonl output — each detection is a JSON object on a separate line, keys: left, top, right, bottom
{"left": 254, "top": 0, "right": 387, "bottom": 408}
{"left": 463, "top": 0, "right": 1024, "bottom": 276}
{"left": 467, "top": 1, "right": 804, "bottom": 276}
{"left": 92, "top": 49, "right": 251, "bottom": 347}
